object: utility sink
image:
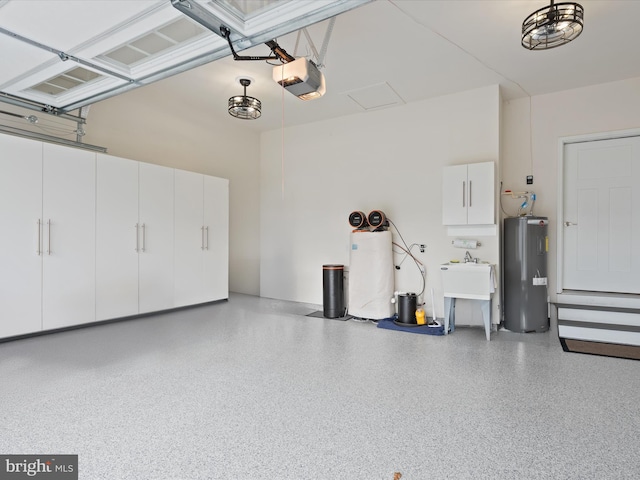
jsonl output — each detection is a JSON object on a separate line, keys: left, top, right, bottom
{"left": 440, "top": 262, "right": 495, "bottom": 300}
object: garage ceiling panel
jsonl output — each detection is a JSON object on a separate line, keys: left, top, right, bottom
{"left": 0, "top": 0, "right": 369, "bottom": 113}
{"left": 0, "top": 0, "right": 161, "bottom": 50}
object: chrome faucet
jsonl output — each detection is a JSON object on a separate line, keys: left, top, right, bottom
{"left": 464, "top": 251, "right": 474, "bottom": 263}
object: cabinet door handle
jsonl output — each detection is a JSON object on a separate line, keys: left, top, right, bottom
{"left": 201, "top": 226, "right": 204, "bottom": 250}
{"left": 135, "top": 223, "right": 139, "bottom": 252}
{"left": 206, "top": 226, "right": 209, "bottom": 250}
{"left": 37, "top": 219, "right": 41, "bottom": 255}
{"left": 469, "top": 180, "right": 472, "bottom": 207}
{"left": 462, "top": 181, "right": 466, "bottom": 207}
{"left": 141, "top": 223, "right": 146, "bottom": 252}
{"left": 46, "top": 219, "right": 51, "bottom": 255}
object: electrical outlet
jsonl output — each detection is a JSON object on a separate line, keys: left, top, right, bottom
{"left": 526, "top": 175, "right": 533, "bottom": 185}
{"left": 419, "top": 244, "right": 425, "bottom": 253}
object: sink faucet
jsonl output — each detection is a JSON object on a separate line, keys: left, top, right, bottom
{"left": 464, "top": 251, "right": 474, "bottom": 263}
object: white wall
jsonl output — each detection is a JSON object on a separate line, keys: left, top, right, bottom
{"left": 77, "top": 71, "right": 640, "bottom": 317}
{"left": 260, "top": 85, "right": 501, "bottom": 321}
{"left": 6, "top": 66, "right": 638, "bottom": 320}
{"left": 83, "top": 80, "right": 261, "bottom": 295}
{"left": 502, "top": 76, "right": 640, "bottom": 302}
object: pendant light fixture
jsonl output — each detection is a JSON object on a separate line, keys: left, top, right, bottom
{"left": 228, "top": 78, "right": 261, "bottom": 120}
{"left": 522, "top": 1, "right": 584, "bottom": 50}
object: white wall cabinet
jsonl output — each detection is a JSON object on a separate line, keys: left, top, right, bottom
{"left": 0, "top": 135, "right": 43, "bottom": 338}
{"left": 1, "top": 133, "right": 228, "bottom": 340}
{"left": 174, "top": 170, "right": 229, "bottom": 307}
{"left": 442, "top": 161, "right": 494, "bottom": 225}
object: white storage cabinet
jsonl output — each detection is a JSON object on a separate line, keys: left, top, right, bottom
{"left": 1, "top": 133, "right": 229, "bottom": 340}
{"left": 96, "top": 157, "right": 176, "bottom": 318}
{"left": 0, "top": 135, "right": 44, "bottom": 337}
{"left": 203, "top": 175, "right": 229, "bottom": 302}
{"left": 42, "top": 143, "right": 96, "bottom": 330}
{"left": 0, "top": 137, "right": 96, "bottom": 335}
{"left": 442, "top": 161, "right": 494, "bottom": 225}
{"left": 96, "top": 154, "right": 140, "bottom": 321}
{"left": 138, "top": 162, "right": 175, "bottom": 314}
{"left": 174, "top": 170, "right": 229, "bottom": 307}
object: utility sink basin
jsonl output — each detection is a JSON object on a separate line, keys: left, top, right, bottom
{"left": 440, "top": 262, "right": 495, "bottom": 300}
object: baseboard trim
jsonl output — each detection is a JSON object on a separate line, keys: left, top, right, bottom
{"left": 0, "top": 299, "right": 228, "bottom": 344}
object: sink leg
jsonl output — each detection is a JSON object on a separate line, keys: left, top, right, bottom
{"left": 444, "top": 297, "right": 455, "bottom": 334}
{"left": 480, "top": 300, "right": 491, "bottom": 341}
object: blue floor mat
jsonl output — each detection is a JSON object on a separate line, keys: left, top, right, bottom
{"left": 377, "top": 318, "right": 445, "bottom": 335}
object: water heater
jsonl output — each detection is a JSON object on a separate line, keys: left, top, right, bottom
{"left": 503, "top": 216, "right": 549, "bottom": 332}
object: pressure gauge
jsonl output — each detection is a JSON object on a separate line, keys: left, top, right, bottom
{"left": 368, "top": 210, "right": 387, "bottom": 228}
{"left": 348, "top": 211, "right": 369, "bottom": 229}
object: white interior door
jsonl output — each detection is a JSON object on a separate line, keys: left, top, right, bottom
{"left": 174, "top": 170, "right": 204, "bottom": 307}
{"left": 138, "top": 163, "right": 174, "bottom": 313}
{"left": 96, "top": 155, "right": 140, "bottom": 320}
{"left": 563, "top": 137, "right": 640, "bottom": 293}
{"left": 0, "top": 135, "right": 43, "bottom": 337}
{"left": 42, "top": 143, "right": 96, "bottom": 329}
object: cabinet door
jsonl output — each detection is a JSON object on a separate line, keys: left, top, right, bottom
{"left": 0, "top": 135, "right": 43, "bottom": 337}
{"left": 174, "top": 170, "right": 205, "bottom": 307}
{"left": 96, "top": 155, "right": 139, "bottom": 320}
{"left": 442, "top": 164, "right": 468, "bottom": 225}
{"left": 467, "top": 162, "right": 494, "bottom": 225}
{"left": 139, "top": 163, "right": 174, "bottom": 313}
{"left": 42, "top": 144, "right": 96, "bottom": 330}
{"left": 204, "top": 175, "right": 229, "bottom": 301}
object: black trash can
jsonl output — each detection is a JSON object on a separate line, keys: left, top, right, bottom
{"left": 396, "top": 293, "right": 417, "bottom": 325}
{"left": 323, "top": 264, "right": 344, "bottom": 318}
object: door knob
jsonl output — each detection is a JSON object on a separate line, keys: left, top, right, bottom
{"left": 564, "top": 221, "right": 577, "bottom": 227}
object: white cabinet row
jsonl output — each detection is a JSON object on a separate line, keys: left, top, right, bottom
{"left": 0, "top": 134, "right": 228, "bottom": 339}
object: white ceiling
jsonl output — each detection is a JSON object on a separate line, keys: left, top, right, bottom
{"left": 2, "top": 0, "right": 640, "bottom": 134}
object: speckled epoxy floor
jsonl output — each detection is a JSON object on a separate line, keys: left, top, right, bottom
{"left": 1, "top": 293, "right": 639, "bottom": 479}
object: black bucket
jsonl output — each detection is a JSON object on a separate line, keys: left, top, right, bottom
{"left": 397, "top": 293, "right": 417, "bottom": 324}
{"left": 323, "top": 265, "right": 344, "bottom": 318}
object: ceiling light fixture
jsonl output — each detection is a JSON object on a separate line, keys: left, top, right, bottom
{"left": 228, "top": 78, "right": 261, "bottom": 120}
{"left": 522, "top": 1, "right": 584, "bottom": 50}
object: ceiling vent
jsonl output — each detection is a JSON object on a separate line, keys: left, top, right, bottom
{"left": 99, "top": 17, "right": 209, "bottom": 67}
{"left": 27, "top": 67, "right": 103, "bottom": 97}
